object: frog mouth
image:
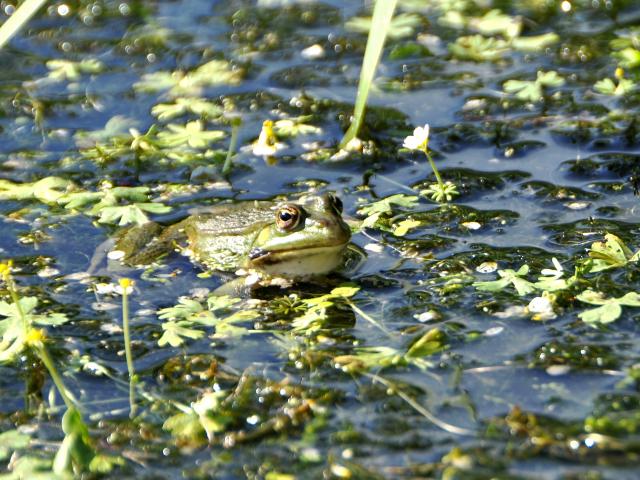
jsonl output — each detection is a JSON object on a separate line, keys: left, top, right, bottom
{"left": 248, "top": 242, "right": 349, "bottom": 265}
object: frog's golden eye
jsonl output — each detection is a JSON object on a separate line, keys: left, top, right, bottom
{"left": 276, "top": 205, "right": 301, "bottom": 231}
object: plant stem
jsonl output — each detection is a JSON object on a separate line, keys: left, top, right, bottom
{"left": 424, "top": 149, "right": 445, "bottom": 191}
{"left": 121, "top": 285, "right": 137, "bottom": 418}
{"left": 37, "top": 344, "right": 75, "bottom": 411}
{"left": 222, "top": 117, "right": 241, "bottom": 175}
{"left": 339, "top": 0, "right": 398, "bottom": 149}
{"left": 0, "top": 0, "right": 48, "bottom": 50}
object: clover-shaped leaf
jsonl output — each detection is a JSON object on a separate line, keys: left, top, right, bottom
{"left": 157, "top": 121, "right": 225, "bottom": 149}
{"left": 503, "top": 71, "right": 564, "bottom": 102}
{"left": 577, "top": 290, "right": 640, "bottom": 325}
{"left": 0, "top": 177, "right": 72, "bottom": 203}
{"left": 449, "top": 35, "right": 509, "bottom": 62}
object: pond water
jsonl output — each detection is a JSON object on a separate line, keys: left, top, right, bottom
{"left": 2, "top": 0, "right": 640, "bottom": 478}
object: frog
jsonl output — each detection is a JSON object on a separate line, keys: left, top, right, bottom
{"left": 112, "top": 193, "right": 352, "bottom": 280}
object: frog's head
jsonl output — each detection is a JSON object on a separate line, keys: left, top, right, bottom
{"left": 248, "top": 194, "right": 351, "bottom": 277}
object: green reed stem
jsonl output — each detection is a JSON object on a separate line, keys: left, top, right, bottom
{"left": 222, "top": 117, "right": 241, "bottom": 175}
{"left": 121, "top": 281, "right": 137, "bottom": 418}
{"left": 0, "top": 0, "right": 48, "bottom": 50}
{"left": 339, "top": 0, "right": 398, "bottom": 149}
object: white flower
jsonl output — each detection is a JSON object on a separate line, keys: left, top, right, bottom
{"left": 540, "top": 257, "right": 563, "bottom": 279}
{"left": 403, "top": 124, "right": 430, "bottom": 151}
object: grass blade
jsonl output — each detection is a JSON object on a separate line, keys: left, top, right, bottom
{"left": 339, "top": 0, "right": 398, "bottom": 149}
{"left": 0, "top": 0, "right": 48, "bottom": 50}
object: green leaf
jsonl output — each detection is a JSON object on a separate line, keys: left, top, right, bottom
{"left": 163, "top": 412, "right": 207, "bottom": 443}
{"left": 345, "top": 13, "right": 421, "bottom": 40}
{"left": 97, "top": 205, "right": 150, "bottom": 226}
{"left": 0, "top": 297, "right": 68, "bottom": 363}
{"left": 449, "top": 35, "right": 509, "bottom": 62}
{"left": 207, "top": 295, "right": 241, "bottom": 311}
{"left": 330, "top": 286, "right": 360, "bottom": 298}
{"left": 158, "top": 321, "right": 205, "bottom": 347}
{"left": 472, "top": 276, "right": 511, "bottom": 292}
{"left": 579, "top": 302, "right": 622, "bottom": 325}
{"left": 618, "top": 292, "right": 640, "bottom": 307}
{"left": 577, "top": 290, "right": 640, "bottom": 325}
{"left": 88, "top": 454, "right": 125, "bottom": 474}
{"left": 503, "top": 71, "right": 564, "bottom": 102}
{"left": 191, "top": 391, "right": 234, "bottom": 442}
{"left": 594, "top": 77, "right": 635, "bottom": 96}
{"left": 134, "top": 60, "right": 243, "bottom": 96}
{"left": 152, "top": 98, "right": 223, "bottom": 121}
{"left": 357, "top": 194, "right": 419, "bottom": 216}
{"left": 512, "top": 33, "right": 560, "bottom": 52}
{"left": 473, "top": 265, "right": 536, "bottom": 296}
{"left": 45, "top": 59, "right": 103, "bottom": 82}
{"left": 587, "top": 233, "right": 636, "bottom": 272}
{"left": 273, "top": 117, "right": 322, "bottom": 137}
{"left": 0, "top": 177, "right": 72, "bottom": 203}
{"left": 53, "top": 407, "right": 95, "bottom": 475}
{"left": 334, "top": 346, "right": 405, "bottom": 372}
{"left": 58, "top": 191, "right": 103, "bottom": 210}
{"left": 468, "top": 9, "right": 521, "bottom": 38}
{"left": 157, "top": 121, "right": 226, "bottom": 149}
{"left": 406, "top": 328, "right": 446, "bottom": 358}
{"left": 614, "top": 47, "right": 640, "bottom": 69}
{"left": 393, "top": 218, "right": 421, "bottom": 237}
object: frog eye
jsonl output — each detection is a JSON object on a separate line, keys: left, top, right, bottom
{"left": 276, "top": 205, "right": 301, "bottom": 231}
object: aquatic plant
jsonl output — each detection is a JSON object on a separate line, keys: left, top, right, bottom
{"left": 0, "top": 0, "right": 46, "bottom": 50}
{"left": 403, "top": 124, "right": 458, "bottom": 203}
{"left": 339, "top": 0, "right": 398, "bottom": 149}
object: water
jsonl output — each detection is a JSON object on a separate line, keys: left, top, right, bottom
{"left": 2, "top": 0, "right": 640, "bottom": 478}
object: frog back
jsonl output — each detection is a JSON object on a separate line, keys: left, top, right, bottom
{"left": 176, "top": 201, "right": 275, "bottom": 271}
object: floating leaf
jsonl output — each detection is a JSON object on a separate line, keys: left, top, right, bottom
{"left": 449, "top": 35, "right": 509, "bottom": 62}
{"left": 474, "top": 265, "right": 536, "bottom": 296}
{"left": 45, "top": 59, "right": 104, "bottom": 82}
{"left": 503, "top": 71, "right": 564, "bottom": 102}
{"left": 152, "top": 98, "right": 223, "bottom": 121}
{"left": 345, "top": 12, "right": 422, "bottom": 40}
{"left": 393, "top": 218, "right": 421, "bottom": 236}
{"left": 158, "top": 321, "right": 205, "bottom": 347}
{"left": 0, "top": 177, "right": 72, "bottom": 203}
{"left": 577, "top": 291, "right": 640, "bottom": 325}
{"left": 358, "top": 194, "right": 419, "bottom": 217}
{"left": 157, "top": 121, "right": 226, "bottom": 149}
{"left": 594, "top": 77, "right": 635, "bottom": 96}
{"left": 587, "top": 233, "right": 639, "bottom": 273}
{"left": 512, "top": 33, "right": 560, "bottom": 51}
